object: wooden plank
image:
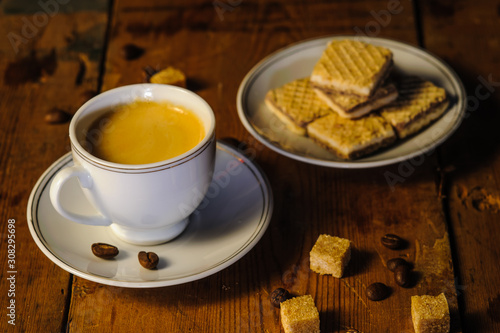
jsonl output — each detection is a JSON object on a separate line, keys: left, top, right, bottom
{"left": 65, "top": 0, "right": 462, "bottom": 332}
{"left": 0, "top": 1, "right": 108, "bottom": 331}
{"left": 420, "top": 0, "right": 500, "bottom": 331}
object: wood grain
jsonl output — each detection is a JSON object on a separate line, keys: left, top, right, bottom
{"left": 0, "top": 2, "right": 108, "bottom": 332}
{"left": 63, "top": 0, "right": 460, "bottom": 332}
{"left": 4, "top": 0, "right": 494, "bottom": 331}
{"left": 420, "top": 0, "right": 500, "bottom": 331}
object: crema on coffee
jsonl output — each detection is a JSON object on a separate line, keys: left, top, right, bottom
{"left": 85, "top": 100, "right": 205, "bottom": 164}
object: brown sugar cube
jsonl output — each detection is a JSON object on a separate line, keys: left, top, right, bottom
{"left": 280, "top": 295, "right": 320, "bottom": 333}
{"left": 149, "top": 67, "right": 187, "bottom": 88}
{"left": 310, "top": 234, "right": 351, "bottom": 278}
{"left": 411, "top": 293, "right": 450, "bottom": 333}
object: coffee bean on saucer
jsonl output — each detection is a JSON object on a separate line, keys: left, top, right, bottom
{"left": 91, "top": 243, "right": 119, "bottom": 259}
{"left": 387, "top": 258, "right": 410, "bottom": 272}
{"left": 270, "top": 288, "right": 291, "bottom": 308}
{"left": 121, "top": 43, "right": 144, "bottom": 60}
{"left": 44, "top": 108, "right": 71, "bottom": 124}
{"left": 366, "top": 282, "right": 390, "bottom": 301}
{"left": 138, "top": 251, "right": 159, "bottom": 269}
{"left": 381, "top": 233, "right": 405, "bottom": 250}
{"left": 394, "top": 265, "right": 412, "bottom": 288}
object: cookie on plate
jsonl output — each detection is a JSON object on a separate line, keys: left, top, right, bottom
{"left": 265, "top": 78, "right": 332, "bottom": 136}
{"left": 379, "top": 76, "right": 449, "bottom": 139}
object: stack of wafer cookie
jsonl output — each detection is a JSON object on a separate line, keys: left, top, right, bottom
{"left": 264, "top": 39, "right": 449, "bottom": 159}
{"left": 310, "top": 39, "right": 398, "bottom": 119}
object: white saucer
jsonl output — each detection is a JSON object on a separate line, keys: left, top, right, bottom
{"left": 237, "top": 35, "right": 466, "bottom": 168}
{"left": 27, "top": 141, "right": 273, "bottom": 288}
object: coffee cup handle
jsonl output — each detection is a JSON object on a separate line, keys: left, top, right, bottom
{"left": 50, "top": 165, "right": 112, "bottom": 227}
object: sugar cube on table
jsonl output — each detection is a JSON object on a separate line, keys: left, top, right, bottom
{"left": 310, "top": 234, "right": 352, "bottom": 278}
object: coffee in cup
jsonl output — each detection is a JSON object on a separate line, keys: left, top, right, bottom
{"left": 50, "top": 84, "right": 216, "bottom": 245}
{"left": 85, "top": 100, "right": 205, "bottom": 164}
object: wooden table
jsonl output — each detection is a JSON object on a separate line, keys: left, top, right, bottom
{"left": 1, "top": 0, "right": 499, "bottom": 331}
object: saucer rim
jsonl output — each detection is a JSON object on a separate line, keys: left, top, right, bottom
{"left": 26, "top": 141, "right": 273, "bottom": 288}
{"left": 236, "top": 35, "right": 466, "bottom": 168}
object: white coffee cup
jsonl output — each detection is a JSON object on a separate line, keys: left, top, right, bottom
{"left": 50, "top": 84, "right": 216, "bottom": 245}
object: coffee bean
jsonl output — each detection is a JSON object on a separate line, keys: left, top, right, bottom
{"left": 270, "top": 288, "right": 291, "bottom": 308}
{"left": 138, "top": 251, "right": 159, "bottom": 269}
{"left": 44, "top": 108, "right": 71, "bottom": 124}
{"left": 91, "top": 243, "right": 119, "bottom": 259}
{"left": 121, "top": 43, "right": 144, "bottom": 60}
{"left": 394, "top": 265, "right": 412, "bottom": 287}
{"left": 366, "top": 282, "right": 390, "bottom": 301}
{"left": 381, "top": 233, "right": 405, "bottom": 250}
{"left": 387, "top": 258, "right": 410, "bottom": 272}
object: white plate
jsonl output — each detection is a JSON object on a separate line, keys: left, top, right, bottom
{"left": 27, "top": 142, "right": 273, "bottom": 288}
{"left": 237, "top": 36, "right": 466, "bottom": 168}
